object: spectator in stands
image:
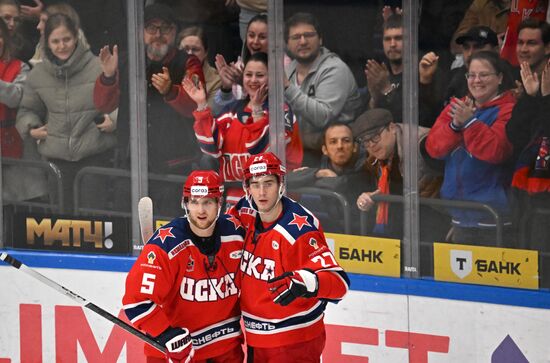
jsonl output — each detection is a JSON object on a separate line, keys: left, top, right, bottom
{"left": 155, "top": 0, "right": 241, "bottom": 64}
{"left": 183, "top": 52, "right": 303, "bottom": 207}
{"left": 418, "top": 25, "right": 512, "bottom": 126}
{"left": 451, "top": 0, "right": 511, "bottom": 55}
{"left": 287, "top": 122, "right": 367, "bottom": 233}
{"left": 0, "top": 0, "right": 32, "bottom": 61}
{"left": 364, "top": 13, "right": 404, "bottom": 124}
{"left": 29, "top": 2, "right": 89, "bottom": 66}
{"left": 0, "top": 18, "right": 46, "bottom": 203}
{"left": 212, "top": 13, "right": 267, "bottom": 115}
{"left": 236, "top": 0, "right": 266, "bottom": 41}
{"left": 516, "top": 18, "right": 550, "bottom": 77}
{"left": 94, "top": 3, "right": 205, "bottom": 216}
{"left": 506, "top": 59, "right": 550, "bottom": 252}
{"left": 177, "top": 26, "right": 221, "bottom": 109}
{"left": 0, "top": 18, "right": 26, "bottom": 160}
{"left": 15, "top": 13, "right": 117, "bottom": 212}
{"left": 426, "top": 51, "right": 516, "bottom": 246}
{"left": 284, "top": 12, "right": 363, "bottom": 166}
{"left": 356, "top": 108, "right": 442, "bottom": 239}
{"left": 451, "top": 0, "right": 547, "bottom": 65}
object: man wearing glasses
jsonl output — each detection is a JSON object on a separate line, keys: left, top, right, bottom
{"left": 95, "top": 3, "right": 206, "bottom": 215}
{"left": 354, "top": 108, "right": 442, "bottom": 237}
{"left": 283, "top": 12, "right": 363, "bottom": 167}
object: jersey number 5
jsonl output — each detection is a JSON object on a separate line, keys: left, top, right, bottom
{"left": 141, "top": 273, "right": 156, "bottom": 294}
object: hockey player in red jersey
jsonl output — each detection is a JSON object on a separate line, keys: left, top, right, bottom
{"left": 229, "top": 152, "right": 350, "bottom": 362}
{"left": 123, "top": 171, "right": 245, "bottom": 363}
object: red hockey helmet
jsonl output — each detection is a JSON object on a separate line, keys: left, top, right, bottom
{"left": 243, "top": 152, "right": 286, "bottom": 182}
{"left": 182, "top": 170, "right": 224, "bottom": 199}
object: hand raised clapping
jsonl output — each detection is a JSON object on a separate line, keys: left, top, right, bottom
{"left": 99, "top": 45, "right": 118, "bottom": 78}
{"left": 449, "top": 97, "right": 475, "bottom": 128}
{"left": 249, "top": 83, "right": 268, "bottom": 109}
{"left": 182, "top": 77, "right": 207, "bottom": 108}
{"left": 541, "top": 59, "right": 550, "bottom": 97}
{"left": 215, "top": 54, "right": 242, "bottom": 90}
{"left": 151, "top": 67, "right": 172, "bottom": 96}
{"left": 520, "top": 61, "right": 540, "bottom": 97}
{"left": 365, "top": 59, "right": 391, "bottom": 100}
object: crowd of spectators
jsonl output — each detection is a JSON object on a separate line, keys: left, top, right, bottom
{"left": 1, "top": 0, "right": 550, "bottom": 262}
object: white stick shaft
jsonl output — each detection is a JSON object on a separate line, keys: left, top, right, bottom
{"left": 0, "top": 252, "right": 165, "bottom": 353}
{"left": 138, "top": 197, "right": 154, "bottom": 243}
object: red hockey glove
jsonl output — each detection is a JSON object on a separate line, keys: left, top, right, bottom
{"left": 267, "top": 269, "right": 318, "bottom": 306}
{"left": 155, "top": 327, "right": 194, "bottom": 363}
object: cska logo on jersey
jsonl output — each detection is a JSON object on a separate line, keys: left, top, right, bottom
{"left": 155, "top": 227, "right": 175, "bottom": 244}
{"left": 180, "top": 273, "right": 238, "bottom": 302}
{"left": 147, "top": 251, "right": 156, "bottom": 264}
{"left": 288, "top": 213, "right": 311, "bottom": 231}
{"left": 240, "top": 250, "right": 276, "bottom": 281}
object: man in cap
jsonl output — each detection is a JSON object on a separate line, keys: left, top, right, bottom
{"left": 229, "top": 152, "right": 350, "bottom": 362}
{"left": 354, "top": 109, "right": 442, "bottom": 237}
{"left": 94, "top": 3, "right": 206, "bottom": 216}
{"left": 123, "top": 170, "right": 245, "bottom": 362}
{"left": 417, "top": 25, "right": 513, "bottom": 127}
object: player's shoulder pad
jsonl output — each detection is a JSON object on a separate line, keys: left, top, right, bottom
{"left": 147, "top": 217, "right": 192, "bottom": 253}
{"left": 218, "top": 214, "right": 245, "bottom": 238}
{"left": 275, "top": 197, "right": 321, "bottom": 241}
{"left": 231, "top": 197, "right": 257, "bottom": 219}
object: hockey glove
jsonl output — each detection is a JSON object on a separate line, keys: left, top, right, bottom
{"left": 267, "top": 269, "right": 318, "bottom": 306}
{"left": 155, "top": 327, "right": 194, "bottom": 363}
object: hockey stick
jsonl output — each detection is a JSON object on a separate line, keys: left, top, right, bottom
{"left": 0, "top": 252, "right": 166, "bottom": 354}
{"left": 138, "top": 197, "right": 154, "bottom": 243}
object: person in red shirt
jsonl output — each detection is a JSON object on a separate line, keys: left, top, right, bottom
{"left": 123, "top": 170, "right": 245, "bottom": 362}
{"left": 229, "top": 152, "right": 349, "bottom": 362}
{"left": 183, "top": 52, "right": 303, "bottom": 207}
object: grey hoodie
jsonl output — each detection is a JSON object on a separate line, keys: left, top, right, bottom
{"left": 285, "top": 47, "right": 363, "bottom": 151}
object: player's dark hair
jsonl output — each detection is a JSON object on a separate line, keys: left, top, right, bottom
{"left": 518, "top": 18, "right": 550, "bottom": 44}
{"left": 285, "top": 12, "right": 322, "bottom": 43}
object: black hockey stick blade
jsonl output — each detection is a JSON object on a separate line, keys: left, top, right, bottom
{"left": 0, "top": 252, "right": 166, "bottom": 354}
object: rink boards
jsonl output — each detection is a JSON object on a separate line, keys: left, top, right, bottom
{"left": 1, "top": 250, "right": 550, "bottom": 362}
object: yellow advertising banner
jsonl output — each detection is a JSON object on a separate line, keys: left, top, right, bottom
{"left": 325, "top": 233, "right": 401, "bottom": 277}
{"left": 433, "top": 243, "right": 539, "bottom": 289}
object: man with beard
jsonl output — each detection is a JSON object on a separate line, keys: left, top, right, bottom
{"left": 364, "top": 13, "right": 405, "bottom": 123}
{"left": 283, "top": 12, "right": 363, "bottom": 167}
{"left": 123, "top": 170, "right": 245, "bottom": 362}
{"left": 95, "top": 3, "right": 206, "bottom": 215}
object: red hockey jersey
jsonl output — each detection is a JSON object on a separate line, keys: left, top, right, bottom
{"left": 228, "top": 196, "right": 350, "bottom": 348}
{"left": 122, "top": 215, "right": 245, "bottom": 360}
{"left": 193, "top": 101, "right": 303, "bottom": 205}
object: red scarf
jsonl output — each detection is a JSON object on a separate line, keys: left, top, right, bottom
{"left": 375, "top": 163, "right": 390, "bottom": 226}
